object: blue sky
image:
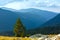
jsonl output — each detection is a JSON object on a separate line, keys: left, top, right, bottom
{"left": 0, "top": 0, "right": 60, "bottom": 13}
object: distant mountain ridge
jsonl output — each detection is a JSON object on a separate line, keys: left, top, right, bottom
{"left": 0, "top": 7, "right": 59, "bottom": 36}
{"left": 0, "top": 8, "right": 58, "bottom": 31}
{"left": 17, "top": 8, "right": 58, "bottom": 29}
{"left": 41, "top": 14, "right": 60, "bottom": 27}
{"left": 0, "top": 8, "right": 18, "bottom": 32}
{"left": 27, "top": 14, "right": 60, "bottom": 35}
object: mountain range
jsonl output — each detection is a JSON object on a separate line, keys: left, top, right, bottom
{"left": 0, "top": 8, "right": 58, "bottom": 30}
{"left": 0, "top": 7, "right": 59, "bottom": 36}
{"left": 27, "top": 14, "right": 60, "bottom": 35}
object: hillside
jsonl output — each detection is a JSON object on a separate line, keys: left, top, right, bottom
{"left": 27, "top": 14, "right": 60, "bottom": 35}
{"left": 0, "top": 8, "right": 19, "bottom": 32}
{"left": 0, "top": 8, "right": 58, "bottom": 30}
{"left": 17, "top": 8, "right": 58, "bottom": 29}
{"left": 0, "top": 8, "right": 58, "bottom": 36}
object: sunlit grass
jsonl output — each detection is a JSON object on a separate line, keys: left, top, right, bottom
{"left": 0, "top": 34, "right": 58, "bottom": 40}
{"left": 0, "top": 36, "right": 38, "bottom": 40}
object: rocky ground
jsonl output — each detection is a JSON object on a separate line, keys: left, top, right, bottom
{"left": 30, "top": 34, "right": 60, "bottom": 40}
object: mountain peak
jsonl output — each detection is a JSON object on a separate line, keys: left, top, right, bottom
{"left": 19, "top": 8, "right": 41, "bottom": 12}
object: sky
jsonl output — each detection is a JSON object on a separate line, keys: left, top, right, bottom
{"left": 0, "top": 0, "right": 60, "bottom": 13}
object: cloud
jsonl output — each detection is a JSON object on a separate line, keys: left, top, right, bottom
{"left": 3, "top": 1, "right": 32, "bottom": 10}
{"left": 0, "top": 0, "right": 14, "bottom": 6}
{"left": 0, "top": 0, "right": 23, "bottom": 6}
{"left": 1, "top": 0, "right": 60, "bottom": 13}
{"left": 4, "top": 0, "right": 60, "bottom": 7}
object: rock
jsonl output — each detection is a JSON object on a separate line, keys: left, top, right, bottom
{"left": 29, "top": 34, "right": 48, "bottom": 38}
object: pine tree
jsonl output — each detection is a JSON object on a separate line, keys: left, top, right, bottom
{"left": 14, "top": 18, "right": 26, "bottom": 37}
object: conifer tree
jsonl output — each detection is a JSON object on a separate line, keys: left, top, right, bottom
{"left": 14, "top": 18, "right": 26, "bottom": 37}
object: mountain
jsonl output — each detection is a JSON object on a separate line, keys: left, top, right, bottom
{"left": 0, "top": 8, "right": 59, "bottom": 36}
{"left": 0, "top": 8, "right": 19, "bottom": 32}
{"left": 0, "top": 8, "right": 58, "bottom": 31}
{"left": 27, "top": 14, "right": 60, "bottom": 35}
{"left": 41, "top": 14, "right": 60, "bottom": 27}
{"left": 17, "top": 8, "right": 58, "bottom": 29}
